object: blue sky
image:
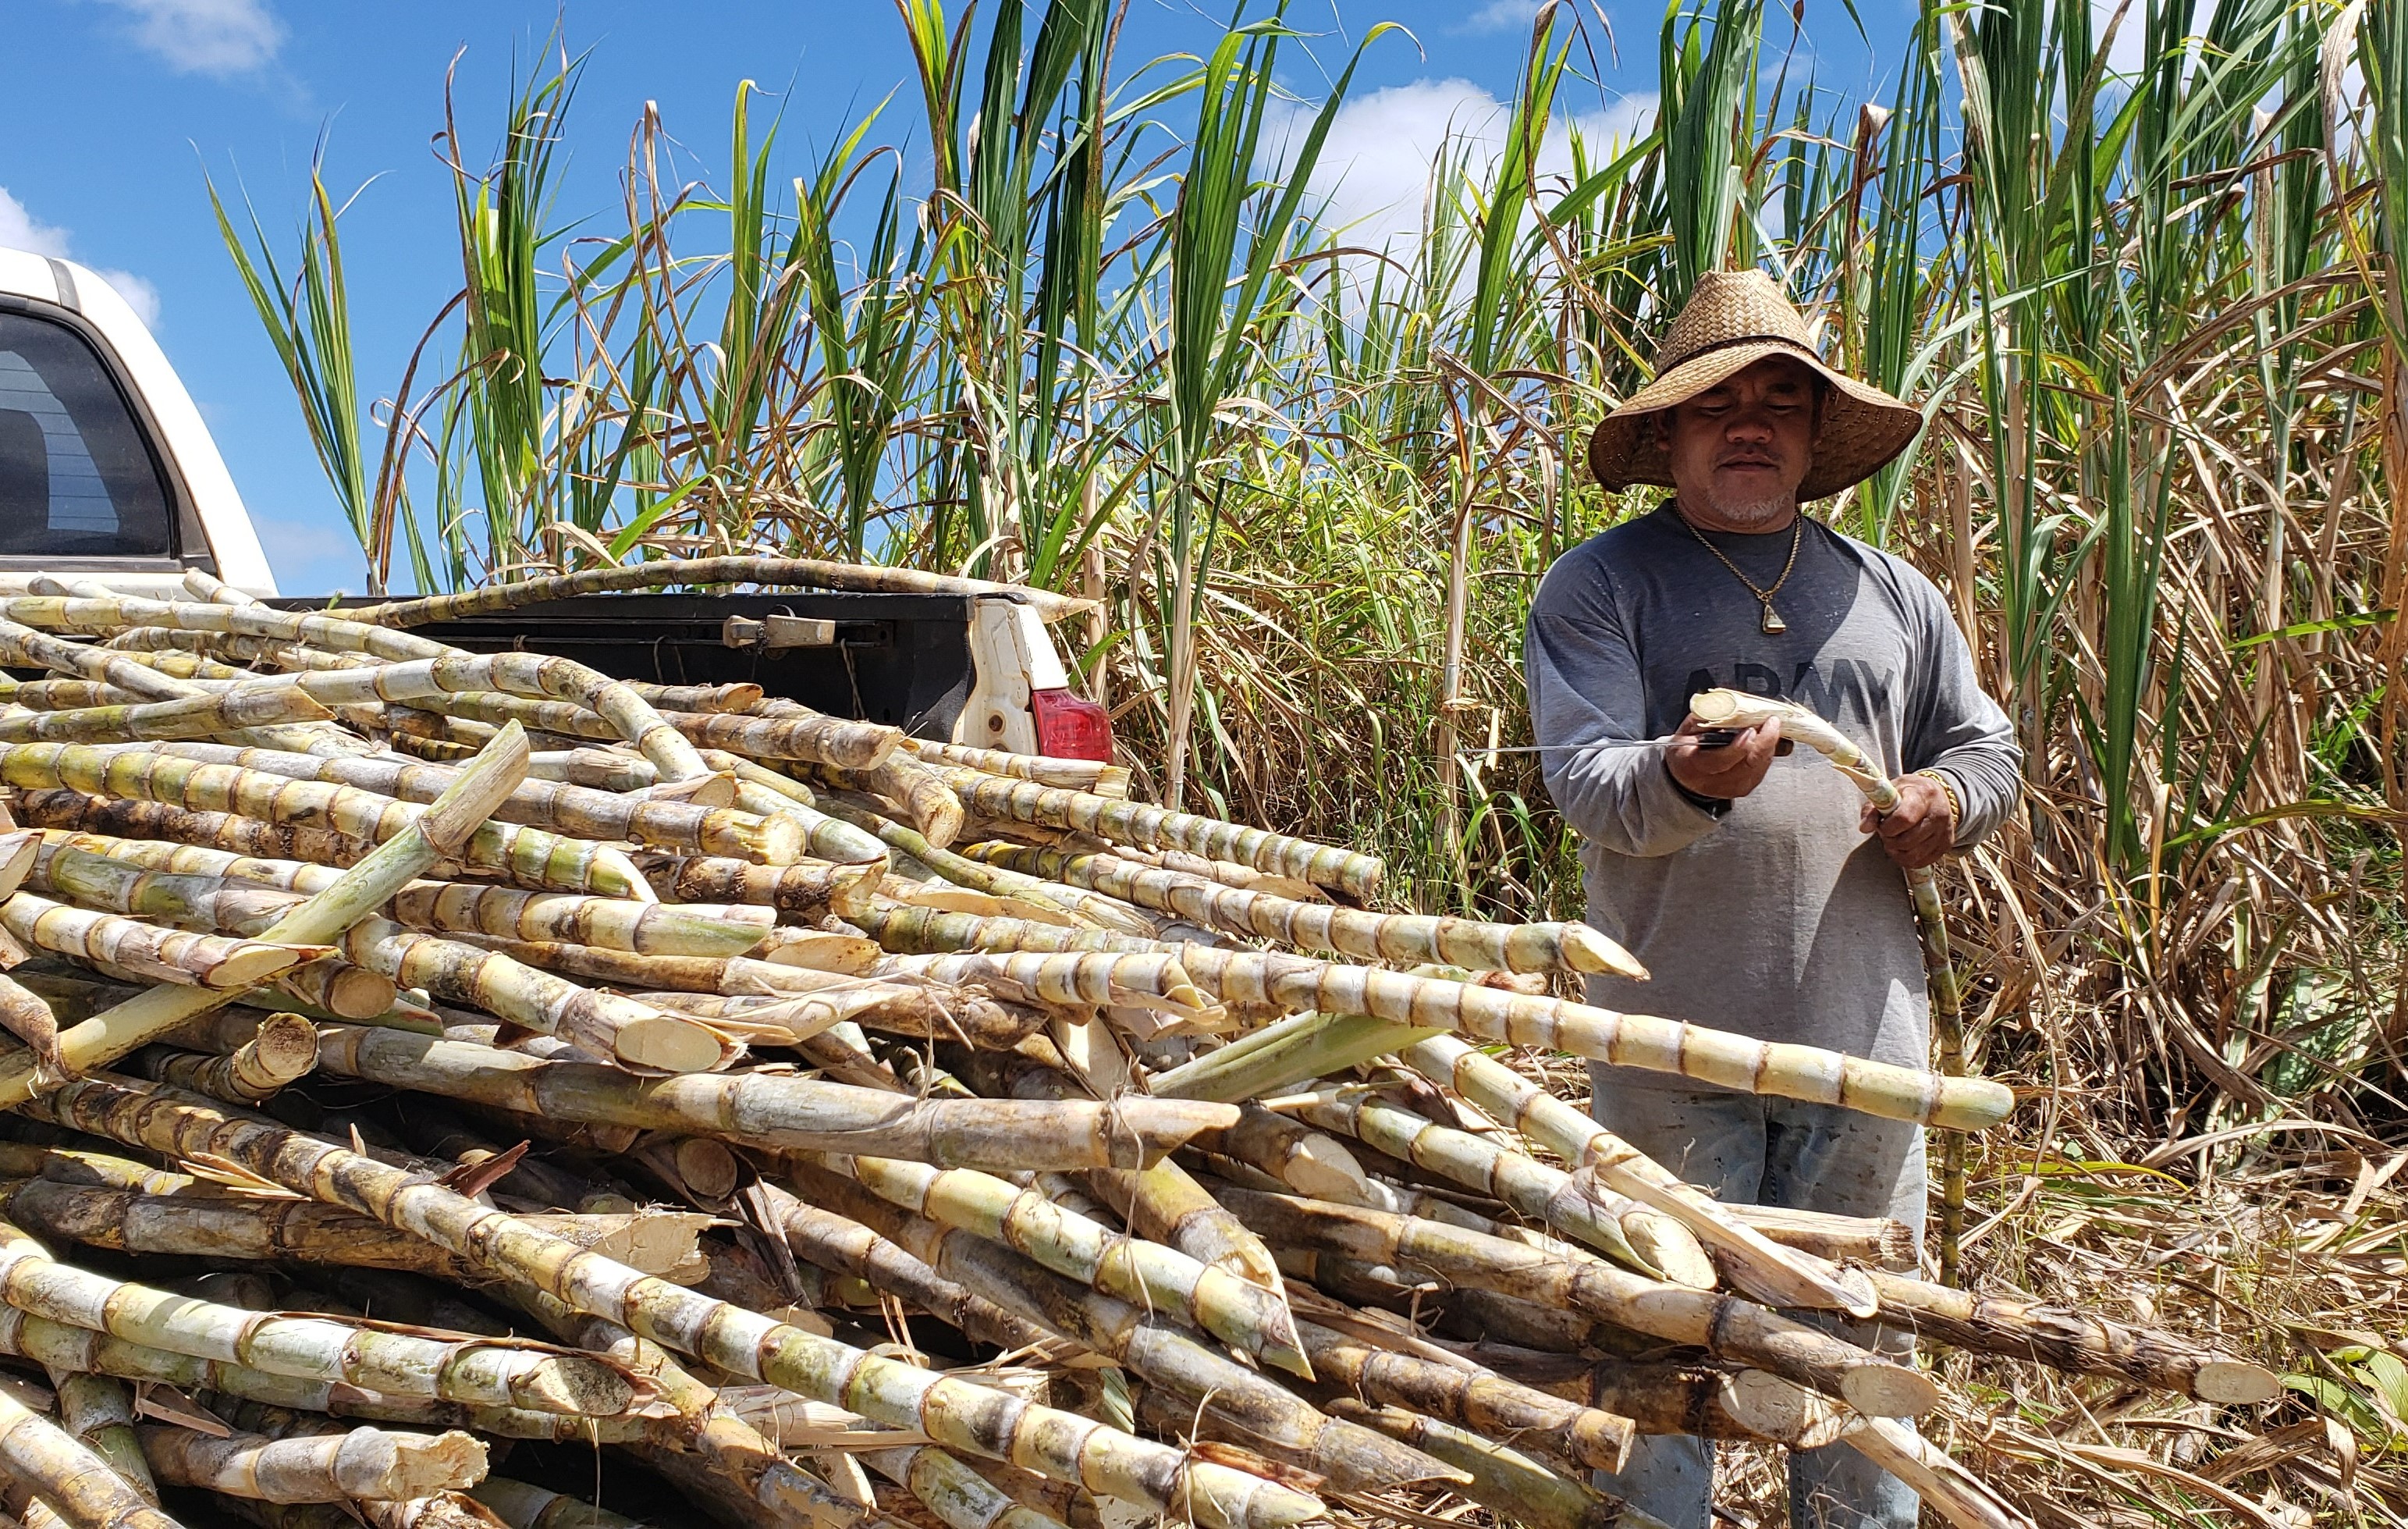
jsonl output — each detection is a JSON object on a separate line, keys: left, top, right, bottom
{"left": 2, "top": 0, "right": 1899, "bottom": 595}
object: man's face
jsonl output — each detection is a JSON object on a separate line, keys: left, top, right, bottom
{"left": 1656, "top": 356, "right": 1821, "bottom": 529}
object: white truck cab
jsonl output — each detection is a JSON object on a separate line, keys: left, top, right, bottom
{"left": 0, "top": 250, "right": 275, "bottom": 596}
{"left": 0, "top": 247, "right": 1113, "bottom": 761}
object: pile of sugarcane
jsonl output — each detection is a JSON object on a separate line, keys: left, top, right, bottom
{"left": 0, "top": 560, "right": 2277, "bottom": 1529}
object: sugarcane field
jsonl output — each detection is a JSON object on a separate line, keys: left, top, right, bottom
{"left": 1, "top": 0, "right": 2404, "bottom": 1527}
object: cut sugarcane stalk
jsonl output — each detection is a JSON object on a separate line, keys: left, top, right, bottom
{"left": 47, "top": 1374, "right": 151, "bottom": 1506}
{"left": 0, "top": 747, "right": 647, "bottom": 899}
{"left": 1212, "top": 1186, "right": 1943, "bottom": 1417}
{"left": 1838, "top": 1417, "right": 2037, "bottom": 1529}
{"left": 1151, "top": 1012, "right": 1444, "bottom": 1103}
{"left": 133, "top": 1010, "right": 318, "bottom": 1102}
{"left": 0, "top": 977, "right": 62, "bottom": 1083}
{"left": 828, "top": 752, "right": 966, "bottom": 847}
{"left": 786, "top": 1165, "right": 1458, "bottom": 1494}
{"left": 0, "top": 1176, "right": 488, "bottom": 1278}
{"left": 0, "top": 1304, "right": 650, "bottom": 1445}
{"left": 966, "top": 843, "right": 1637, "bottom": 976}
{"left": 135, "top": 1424, "right": 488, "bottom": 1502}
{"left": 859, "top": 1442, "right": 1071, "bottom": 1529}
{"left": 1317, "top": 1399, "right": 1637, "bottom": 1529}
{"left": 1174, "top": 946, "right": 2015, "bottom": 1129}
{"left": 800, "top": 1150, "right": 1311, "bottom": 1375}
{"left": 37, "top": 1076, "right": 1323, "bottom": 1529}
{"left": 1691, "top": 684, "right": 1987, "bottom": 1280}
{"left": 756, "top": 1184, "right": 1055, "bottom": 1353}
{"left": 935, "top": 768, "right": 1380, "bottom": 899}
{"left": 124, "top": 741, "right": 797, "bottom": 862}
{"left": 0, "top": 893, "right": 321, "bottom": 990}
{"left": 1280, "top": 1086, "right": 1703, "bottom": 1284}
{"left": 265, "top": 1022, "right": 1237, "bottom": 1169}
{"left": 0, "top": 686, "right": 333, "bottom": 745}
{"left": 1403, "top": 1034, "right": 1877, "bottom": 1315}
{"left": 968, "top": 1051, "right": 1291, "bottom": 1300}
{"left": 0, "top": 1220, "right": 637, "bottom": 1416}
{"left": 0, "top": 722, "right": 532, "bottom": 1110}
{"left": 387, "top": 884, "right": 774, "bottom": 956}
{"left": 1859, "top": 1269, "right": 2279, "bottom": 1402}
{"left": 0, "top": 1378, "right": 179, "bottom": 1529}
{"left": 648, "top": 857, "right": 882, "bottom": 919}
{"left": 904, "top": 738, "right": 1129, "bottom": 796}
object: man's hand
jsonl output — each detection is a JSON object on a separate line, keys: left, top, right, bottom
{"left": 1665, "top": 714, "right": 1783, "bottom": 802}
{"left": 1862, "top": 773, "right": 1955, "bottom": 870}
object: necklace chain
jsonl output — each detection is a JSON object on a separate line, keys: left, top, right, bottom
{"left": 1673, "top": 504, "right": 1804, "bottom": 634}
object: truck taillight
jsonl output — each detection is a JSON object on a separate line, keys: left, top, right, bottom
{"left": 1031, "top": 688, "right": 1113, "bottom": 763}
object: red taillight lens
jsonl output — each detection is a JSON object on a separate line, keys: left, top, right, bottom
{"left": 1031, "top": 688, "right": 1113, "bottom": 763}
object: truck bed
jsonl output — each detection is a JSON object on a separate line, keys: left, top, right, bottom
{"left": 278, "top": 591, "right": 978, "bottom": 739}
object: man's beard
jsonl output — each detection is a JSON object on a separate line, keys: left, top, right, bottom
{"left": 1702, "top": 486, "right": 1798, "bottom": 528}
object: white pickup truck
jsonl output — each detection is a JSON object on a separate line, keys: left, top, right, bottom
{"left": 0, "top": 247, "right": 1113, "bottom": 760}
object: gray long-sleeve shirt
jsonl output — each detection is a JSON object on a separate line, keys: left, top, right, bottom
{"left": 1525, "top": 503, "right": 2021, "bottom": 1083}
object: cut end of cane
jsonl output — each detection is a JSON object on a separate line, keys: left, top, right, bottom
{"left": 1932, "top": 1077, "right": 2018, "bottom": 1132}
{"left": 613, "top": 1013, "right": 738, "bottom": 1074}
{"left": 824, "top": 864, "right": 880, "bottom": 919}
{"left": 737, "top": 813, "right": 808, "bottom": 866}
{"left": 832, "top": 726, "right": 905, "bottom": 772}
{"left": 594, "top": 847, "right": 658, "bottom": 904}
{"left": 249, "top": 1012, "right": 321, "bottom": 1077}
{"left": 1257, "top": 1310, "right": 1316, "bottom": 1381}
{"left": 758, "top": 930, "right": 882, "bottom": 973}
{"left": 321, "top": 963, "right": 402, "bottom": 1021}
{"left": 507, "top": 1353, "right": 639, "bottom": 1418}
{"left": 1726, "top": 1257, "right": 1880, "bottom": 1320}
{"left": 1689, "top": 688, "right": 1774, "bottom": 727}
{"left": 1621, "top": 1209, "right": 1718, "bottom": 1289}
{"left": 1560, "top": 923, "right": 1649, "bottom": 980}
{"left": 1725, "top": 1371, "right": 1850, "bottom": 1450}
{"left": 0, "top": 832, "right": 37, "bottom": 901}
{"left": 206, "top": 943, "right": 335, "bottom": 990}
{"left": 644, "top": 771, "right": 740, "bottom": 809}
{"left": 1105, "top": 1098, "right": 1245, "bottom": 1167}
{"left": 421, "top": 723, "right": 535, "bottom": 856}
{"left": 358, "top": 1428, "right": 492, "bottom": 1498}
{"left": 1838, "top": 1360, "right": 1944, "bottom": 1418}
{"left": 2193, "top": 1359, "right": 2282, "bottom": 1405}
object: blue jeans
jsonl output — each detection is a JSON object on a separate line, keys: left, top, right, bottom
{"left": 1588, "top": 1076, "right": 1927, "bottom": 1529}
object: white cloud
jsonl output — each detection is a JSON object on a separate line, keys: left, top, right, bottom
{"left": 1270, "top": 77, "right": 1657, "bottom": 265}
{"left": 1465, "top": 0, "right": 1546, "bottom": 32}
{"left": 0, "top": 189, "right": 72, "bottom": 258}
{"left": 95, "top": 270, "right": 162, "bottom": 326}
{"left": 90, "top": 0, "right": 284, "bottom": 77}
{"left": 0, "top": 186, "right": 162, "bottom": 327}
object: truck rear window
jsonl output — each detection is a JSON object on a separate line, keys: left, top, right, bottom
{"left": 0, "top": 311, "right": 174, "bottom": 558}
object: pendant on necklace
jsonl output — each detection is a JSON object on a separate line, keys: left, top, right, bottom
{"left": 1760, "top": 601, "right": 1787, "bottom": 635}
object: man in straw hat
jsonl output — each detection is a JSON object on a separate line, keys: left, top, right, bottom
{"left": 1524, "top": 268, "right": 2023, "bottom": 1529}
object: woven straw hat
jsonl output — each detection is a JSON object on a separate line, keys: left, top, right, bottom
{"left": 1586, "top": 268, "right": 1924, "bottom": 501}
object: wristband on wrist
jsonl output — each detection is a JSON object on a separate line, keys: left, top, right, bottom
{"left": 1913, "top": 768, "right": 1962, "bottom": 839}
{"left": 1664, "top": 756, "right": 1731, "bottom": 818}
